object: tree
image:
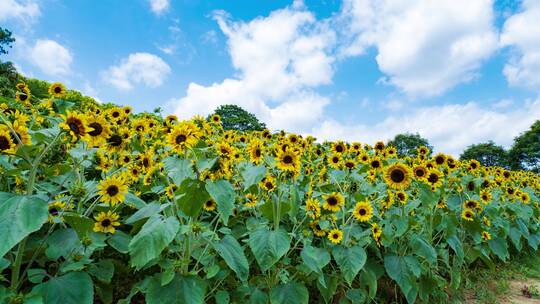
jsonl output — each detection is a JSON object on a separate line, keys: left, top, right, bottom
{"left": 387, "top": 133, "right": 432, "bottom": 157}
{"left": 212, "top": 104, "right": 266, "bottom": 132}
{"left": 508, "top": 120, "right": 540, "bottom": 172}
{"left": 460, "top": 141, "right": 509, "bottom": 168}
{"left": 0, "top": 27, "right": 15, "bottom": 55}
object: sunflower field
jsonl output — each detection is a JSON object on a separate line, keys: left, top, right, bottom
{"left": 0, "top": 82, "right": 539, "bottom": 304}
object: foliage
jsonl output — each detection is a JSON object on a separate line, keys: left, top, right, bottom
{"left": 509, "top": 120, "right": 540, "bottom": 173}
{"left": 460, "top": 141, "right": 509, "bottom": 168}
{"left": 0, "top": 27, "right": 15, "bottom": 56}
{"left": 0, "top": 83, "right": 539, "bottom": 304}
{"left": 388, "top": 133, "right": 432, "bottom": 158}
{"left": 212, "top": 104, "right": 266, "bottom": 132}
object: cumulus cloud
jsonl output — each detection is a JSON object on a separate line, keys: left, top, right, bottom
{"left": 338, "top": 0, "right": 498, "bottom": 96}
{"left": 501, "top": 0, "right": 540, "bottom": 91}
{"left": 103, "top": 53, "right": 171, "bottom": 90}
{"left": 148, "top": 0, "right": 169, "bottom": 15}
{"left": 0, "top": 0, "right": 40, "bottom": 23}
{"left": 28, "top": 39, "right": 72, "bottom": 76}
{"left": 169, "top": 5, "right": 336, "bottom": 132}
{"left": 312, "top": 98, "right": 540, "bottom": 156}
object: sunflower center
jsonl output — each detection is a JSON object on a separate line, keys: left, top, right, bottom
{"left": 173, "top": 133, "right": 187, "bottom": 144}
{"left": 108, "top": 135, "right": 123, "bottom": 146}
{"left": 112, "top": 112, "right": 120, "bottom": 118}
{"left": 265, "top": 182, "right": 274, "bottom": 190}
{"left": 415, "top": 169, "right": 425, "bottom": 177}
{"left": 49, "top": 207, "right": 59, "bottom": 216}
{"left": 54, "top": 86, "right": 62, "bottom": 93}
{"left": 106, "top": 185, "right": 119, "bottom": 196}
{"left": 390, "top": 169, "right": 405, "bottom": 183}
{"left": 19, "top": 93, "right": 28, "bottom": 101}
{"left": 359, "top": 208, "right": 366, "bottom": 216}
{"left": 336, "top": 145, "right": 344, "bottom": 153}
{"left": 371, "top": 160, "right": 380, "bottom": 168}
{"left": 283, "top": 155, "right": 293, "bottom": 164}
{"left": 101, "top": 219, "right": 111, "bottom": 227}
{"left": 88, "top": 122, "right": 103, "bottom": 136}
{"left": 435, "top": 156, "right": 444, "bottom": 165}
{"left": 428, "top": 173, "right": 439, "bottom": 184}
{"left": 0, "top": 136, "right": 11, "bottom": 150}
{"left": 68, "top": 120, "right": 81, "bottom": 135}
{"left": 327, "top": 197, "right": 338, "bottom": 206}
{"left": 255, "top": 149, "right": 261, "bottom": 157}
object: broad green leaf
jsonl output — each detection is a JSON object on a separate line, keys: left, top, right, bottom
{"left": 63, "top": 213, "right": 94, "bottom": 240}
{"left": 125, "top": 202, "right": 161, "bottom": 224}
{"left": 129, "top": 215, "right": 179, "bottom": 270}
{"left": 215, "top": 290, "right": 230, "bottom": 304}
{"left": 301, "top": 245, "right": 330, "bottom": 274}
{"left": 269, "top": 282, "right": 308, "bottom": 304}
{"left": 488, "top": 237, "right": 509, "bottom": 261}
{"left": 0, "top": 196, "right": 48, "bottom": 258}
{"left": 45, "top": 228, "right": 80, "bottom": 260}
{"left": 107, "top": 230, "right": 132, "bottom": 253}
{"left": 124, "top": 193, "right": 147, "bottom": 209}
{"left": 509, "top": 227, "right": 522, "bottom": 250}
{"left": 447, "top": 235, "right": 464, "bottom": 262}
{"left": 249, "top": 228, "right": 290, "bottom": 271}
{"left": 316, "top": 274, "right": 338, "bottom": 303}
{"left": 205, "top": 180, "right": 236, "bottom": 225}
{"left": 248, "top": 289, "right": 268, "bottom": 304}
{"left": 32, "top": 272, "right": 93, "bottom": 304}
{"left": 259, "top": 200, "right": 290, "bottom": 223}
{"left": 213, "top": 235, "right": 249, "bottom": 281}
{"left": 332, "top": 245, "right": 367, "bottom": 285}
{"left": 163, "top": 157, "right": 196, "bottom": 185}
{"left": 176, "top": 179, "right": 209, "bottom": 217}
{"left": 88, "top": 259, "right": 114, "bottom": 283}
{"left": 146, "top": 274, "right": 207, "bottom": 304}
{"left": 241, "top": 163, "right": 266, "bottom": 190}
{"left": 411, "top": 236, "right": 437, "bottom": 265}
{"left": 384, "top": 254, "right": 417, "bottom": 304}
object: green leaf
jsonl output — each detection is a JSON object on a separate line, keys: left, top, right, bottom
{"left": 0, "top": 196, "right": 48, "bottom": 258}
{"left": 249, "top": 228, "right": 290, "bottom": 271}
{"left": 45, "top": 228, "right": 80, "bottom": 260}
{"left": 213, "top": 235, "right": 249, "bottom": 281}
{"left": 241, "top": 163, "right": 266, "bottom": 190}
{"left": 146, "top": 274, "right": 207, "bottom": 304}
{"left": 411, "top": 236, "right": 437, "bottom": 265}
{"left": 259, "top": 200, "right": 290, "bottom": 223}
{"left": 316, "top": 274, "right": 338, "bottom": 303}
{"left": 384, "top": 254, "right": 417, "bottom": 304}
{"left": 488, "top": 237, "right": 509, "bottom": 261}
{"left": 447, "top": 235, "right": 464, "bottom": 262}
{"left": 63, "top": 213, "right": 94, "bottom": 240}
{"left": 205, "top": 180, "right": 236, "bottom": 225}
{"left": 107, "top": 231, "right": 132, "bottom": 254}
{"left": 125, "top": 202, "right": 161, "bottom": 224}
{"left": 129, "top": 215, "right": 179, "bottom": 270}
{"left": 269, "top": 282, "right": 308, "bottom": 304}
{"left": 301, "top": 245, "right": 330, "bottom": 274}
{"left": 176, "top": 180, "right": 209, "bottom": 217}
{"left": 163, "top": 157, "right": 196, "bottom": 185}
{"left": 88, "top": 259, "right": 114, "bottom": 283}
{"left": 332, "top": 245, "right": 367, "bottom": 285}
{"left": 32, "top": 272, "right": 93, "bottom": 304}
{"left": 215, "top": 290, "right": 230, "bottom": 304}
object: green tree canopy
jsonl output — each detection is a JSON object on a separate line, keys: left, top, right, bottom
{"left": 460, "top": 141, "right": 509, "bottom": 168}
{"left": 387, "top": 133, "right": 432, "bottom": 157}
{"left": 0, "top": 27, "right": 20, "bottom": 97}
{"left": 0, "top": 27, "right": 15, "bottom": 55}
{"left": 212, "top": 104, "right": 266, "bottom": 132}
{"left": 508, "top": 120, "right": 540, "bottom": 172}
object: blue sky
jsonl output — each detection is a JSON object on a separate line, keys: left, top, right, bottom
{"left": 2, "top": 0, "right": 540, "bottom": 155}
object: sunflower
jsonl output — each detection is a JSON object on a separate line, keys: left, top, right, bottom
{"left": 165, "top": 184, "right": 178, "bottom": 199}
{"left": 203, "top": 199, "right": 217, "bottom": 211}
{"left": 463, "top": 199, "right": 481, "bottom": 210}
{"left": 165, "top": 115, "right": 178, "bottom": 126}
{"left": 371, "top": 223, "right": 382, "bottom": 247}
{"left": 396, "top": 191, "right": 408, "bottom": 204}
{"left": 93, "top": 211, "right": 121, "bottom": 234}
{"left": 47, "top": 201, "right": 67, "bottom": 223}
{"left": 16, "top": 82, "right": 28, "bottom": 91}
{"left": 369, "top": 157, "right": 382, "bottom": 171}
{"left": 97, "top": 175, "right": 128, "bottom": 206}
{"left": 483, "top": 216, "right": 491, "bottom": 227}
{"left": 481, "top": 231, "right": 491, "bottom": 241}
{"left": 85, "top": 114, "right": 111, "bottom": 147}
{"left": 123, "top": 106, "right": 132, "bottom": 115}
{"left": 166, "top": 122, "right": 200, "bottom": 154}
{"left": 15, "top": 88, "right": 30, "bottom": 104}
{"left": 332, "top": 141, "right": 347, "bottom": 154}
{"left": 413, "top": 165, "right": 427, "bottom": 179}
{"left": 322, "top": 192, "right": 345, "bottom": 212}
{"left": 310, "top": 221, "right": 326, "bottom": 237}
{"left": 276, "top": 150, "right": 300, "bottom": 174}
{"left": 461, "top": 209, "right": 475, "bottom": 221}
{"left": 433, "top": 153, "right": 446, "bottom": 166}
{"left": 417, "top": 146, "right": 429, "bottom": 155}
{"left": 210, "top": 114, "right": 221, "bottom": 124}
{"left": 260, "top": 175, "right": 277, "bottom": 192}
{"left": 48, "top": 82, "right": 66, "bottom": 98}
{"left": 245, "top": 193, "right": 258, "bottom": 208}
{"left": 9, "top": 120, "right": 31, "bottom": 146}
{"left": 327, "top": 153, "right": 343, "bottom": 169}
{"left": 353, "top": 201, "right": 373, "bottom": 222}
{"left": 305, "top": 198, "right": 321, "bottom": 219}
{"left": 60, "top": 111, "right": 88, "bottom": 142}
{"left": 105, "top": 129, "right": 129, "bottom": 152}
{"left": 374, "top": 141, "right": 385, "bottom": 151}
{"left": 480, "top": 190, "right": 492, "bottom": 204}
{"left": 248, "top": 139, "right": 264, "bottom": 164}
{"left": 0, "top": 126, "right": 17, "bottom": 154}
{"left": 344, "top": 159, "right": 357, "bottom": 170}
{"left": 426, "top": 169, "right": 443, "bottom": 189}
{"left": 520, "top": 192, "right": 530, "bottom": 204}
{"left": 328, "top": 229, "right": 343, "bottom": 244}
{"left": 384, "top": 163, "right": 411, "bottom": 190}
{"left": 107, "top": 107, "right": 125, "bottom": 122}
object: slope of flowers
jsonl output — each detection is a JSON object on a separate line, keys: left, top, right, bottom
{"left": 0, "top": 82, "right": 539, "bottom": 303}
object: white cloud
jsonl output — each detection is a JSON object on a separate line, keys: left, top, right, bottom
{"left": 0, "top": 0, "right": 40, "bottom": 23}
{"left": 103, "top": 52, "right": 171, "bottom": 90}
{"left": 169, "top": 5, "right": 336, "bottom": 132}
{"left": 28, "top": 39, "right": 72, "bottom": 76}
{"left": 338, "top": 0, "right": 498, "bottom": 96}
{"left": 148, "top": 0, "right": 169, "bottom": 15}
{"left": 312, "top": 98, "right": 540, "bottom": 156}
{"left": 501, "top": 0, "right": 540, "bottom": 90}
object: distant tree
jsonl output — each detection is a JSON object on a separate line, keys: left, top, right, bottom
{"left": 0, "top": 27, "right": 15, "bottom": 55}
{"left": 508, "top": 120, "right": 540, "bottom": 173}
{"left": 388, "top": 133, "right": 432, "bottom": 157}
{"left": 460, "top": 141, "right": 509, "bottom": 168}
{"left": 212, "top": 104, "right": 266, "bottom": 132}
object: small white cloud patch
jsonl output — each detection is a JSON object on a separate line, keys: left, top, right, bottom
{"left": 103, "top": 53, "right": 171, "bottom": 91}
{"left": 29, "top": 39, "right": 72, "bottom": 76}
